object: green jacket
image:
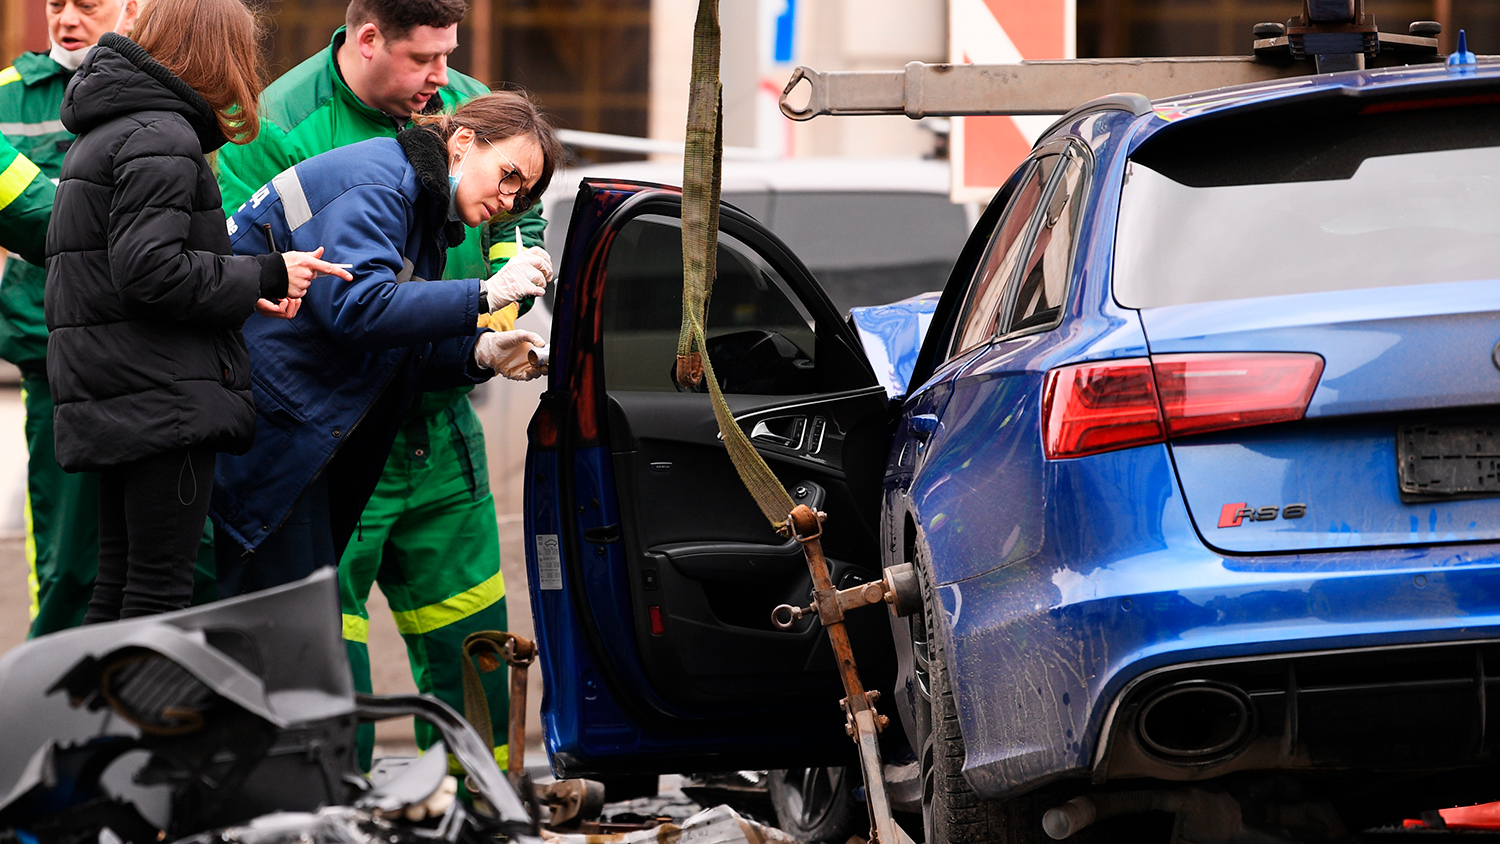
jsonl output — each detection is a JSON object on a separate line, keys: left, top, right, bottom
{"left": 0, "top": 136, "right": 54, "bottom": 267}
{"left": 0, "top": 53, "right": 73, "bottom": 368}
{"left": 216, "top": 27, "right": 547, "bottom": 284}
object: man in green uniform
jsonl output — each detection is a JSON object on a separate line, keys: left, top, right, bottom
{"left": 217, "top": 0, "right": 545, "bottom": 771}
{"left": 0, "top": 139, "right": 53, "bottom": 267}
{"left": 0, "top": 0, "right": 140, "bottom": 637}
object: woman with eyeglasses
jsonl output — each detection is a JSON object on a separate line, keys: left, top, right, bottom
{"left": 211, "top": 90, "right": 564, "bottom": 593}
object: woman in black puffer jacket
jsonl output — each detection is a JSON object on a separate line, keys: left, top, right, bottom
{"left": 45, "top": 0, "right": 348, "bottom": 623}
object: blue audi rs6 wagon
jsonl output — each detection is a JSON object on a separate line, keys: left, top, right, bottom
{"left": 525, "top": 58, "right": 1500, "bottom": 843}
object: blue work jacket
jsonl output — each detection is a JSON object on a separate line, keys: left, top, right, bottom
{"left": 211, "top": 132, "right": 489, "bottom": 552}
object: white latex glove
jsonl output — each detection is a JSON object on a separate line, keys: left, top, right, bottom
{"left": 475, "top": 330, "right": 547, "bottom": 381}
{"left": 484, "top": 246, "right": 553, "bottom": 311}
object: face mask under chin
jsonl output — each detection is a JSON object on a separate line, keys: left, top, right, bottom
{"left": 49, "top": 40, "right": 91, "bottom": 70}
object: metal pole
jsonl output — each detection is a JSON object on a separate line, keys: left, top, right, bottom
{"left": 470, "top": 0, "right": 493, "bottom": 86}
{"left": 1434, "top": 0, "right": 1452, "bottom": 54}
{"left": 2, "top": 0, "right": 29, "bottom": 66}
{"left": 1099, "top": 0, "right": 1123, "bottom": 57}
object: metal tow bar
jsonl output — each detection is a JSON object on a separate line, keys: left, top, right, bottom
{"left": 776, "top": 1, "right": 1455, "bottom": 123}
{"left": 772, "top": 505, "right": 922, "bottom": 844}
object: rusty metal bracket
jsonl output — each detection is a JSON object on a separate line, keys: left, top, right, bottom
{"left": 463, "top": 631, "right": 615, "bottom": 833}
{"left": 536, "top": 778, "right": 608, "bottom": 829}
{"left": 772, "top": 562, "right": 922, "bottom": 630}
{"left": 462, "top": 630, "right": 537, "bottom": 783}
{"left": 775, "top": 506, "right": 916, "bottom": 844}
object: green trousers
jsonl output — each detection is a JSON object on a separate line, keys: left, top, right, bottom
{"left": 22, "top": 372, "right": 99, "bottom": 637}
{"left": 340, "top": 393, "right": 509, "bottom": 771}
{"left": 22, "top": 372, "right": 219, "bottom": 637}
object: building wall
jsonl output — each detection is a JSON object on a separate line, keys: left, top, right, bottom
{"left": 649, "top": 0, "right": 947, "bottom": 159}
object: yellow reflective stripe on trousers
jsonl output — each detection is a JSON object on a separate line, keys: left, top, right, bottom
{"left": 0, "top": 153, "right": 41, "bottom": 212}
{"left": 446, "top": 743, "right": 508, "bottom": 775}
{"left": 342, "top": 613, "right": 370, "bottom": 644}
{"left": 488, "top": 241, "right": 520, "bottom": 264}
{"left": 390, "top": 570, "right": 505, "bottom": 636}
{"left": 22, "top": 388, "right": 37, "bottom": 622}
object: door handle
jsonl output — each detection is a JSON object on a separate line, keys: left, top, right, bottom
{"left": 909, "top": 414, "right": 939, "bottom": 440}
{"left": 750, "top": 416, "right": 808, "bottom": 449}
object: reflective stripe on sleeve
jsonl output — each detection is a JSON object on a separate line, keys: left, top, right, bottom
{"left": 0, "top": 120, "right": 65, "bottom": 137}
{"left": 488, "top": 241, "right": 520, "bottom": 264}
{"left": 0, "top": 153, "right": 41, "bottom": 211}
{"left": 270, "top": 166, "right": 314, "bottom": 231}
{"left": 0, "top": 67, "right": 20, "bottom": 87}
{"left": 390, "top": 570, "right": 506, "bottom": 636}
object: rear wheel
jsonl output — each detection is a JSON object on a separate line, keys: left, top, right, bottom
{"left": 914, "top": 543, "right": 1082, "bottom": 844}
{"left": 768, "top": 766, "right": 863, "bottom": 843}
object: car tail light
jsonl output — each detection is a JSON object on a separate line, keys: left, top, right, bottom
{"left": 1043, "top": 353, "right": 1324, "bottom": 459}
{"left": 1043, "top": 359, "right": 1165, "bottom": 459}
{"left": 1152, "top": 352, "right": 1324, "bottom": 438}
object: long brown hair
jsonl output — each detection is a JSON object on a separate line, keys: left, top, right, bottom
{"left": 132, "top": 0, "right": 266, "bottom": 144}
{"left": 413, "top": 90, "right": 565, "bottom": 205}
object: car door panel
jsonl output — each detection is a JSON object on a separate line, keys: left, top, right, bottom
{"left": 528, "top": 183, "right": 897, "bottom": 775}
{"left": 608, "top": 386, "right": 892, "bottom": 708}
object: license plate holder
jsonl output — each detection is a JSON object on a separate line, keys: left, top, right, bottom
{"left": 1397, "top": 424, "right": 1500, "bottom": 502}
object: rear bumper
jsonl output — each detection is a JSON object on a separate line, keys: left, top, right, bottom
{"left": 1096, "top": 637, "right": 1500, "bottom": 783}
{"left": 942, "top": 539, "right": 1500, "bottom": 800}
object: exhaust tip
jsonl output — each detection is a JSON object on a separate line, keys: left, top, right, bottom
{"left": 1042, "top": 796, "right": 1097, "bottom": 840}
{"left": 1136, "top": 680, "right": 1253, "bottom": 761}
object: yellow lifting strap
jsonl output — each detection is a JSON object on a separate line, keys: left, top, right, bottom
{"left": 674, "top": 0, "right": 796, "bottom": 535}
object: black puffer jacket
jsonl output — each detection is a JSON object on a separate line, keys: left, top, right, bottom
{"left": 45, "top": 33, "right": 286, "bottom": 471}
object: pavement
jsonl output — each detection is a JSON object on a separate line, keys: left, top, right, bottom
{"left": 0, "top": 373, "right": 551, "bottom": 763}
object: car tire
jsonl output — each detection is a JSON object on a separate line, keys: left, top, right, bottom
{"left": 916, "top": 543, "right": 1073, "bottom": 844}
{"left": 768, "top": 767, "right": 864, "bottom": 843}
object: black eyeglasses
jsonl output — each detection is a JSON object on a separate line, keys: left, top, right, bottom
{"left": 488, "top": 141, "right": 533, "bottom": 215}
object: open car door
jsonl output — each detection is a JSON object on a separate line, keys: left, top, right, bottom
{"left": 525, "top": 180, "right": 897, "bottom": 777}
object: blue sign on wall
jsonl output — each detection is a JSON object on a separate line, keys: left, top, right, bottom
{"left": 773, "top": 0, "right": 797, "bottom": 64}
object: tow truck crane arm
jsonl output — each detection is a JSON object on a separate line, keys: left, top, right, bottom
{"left": 779, "top": 0, "right": 1470, "bottom": 122}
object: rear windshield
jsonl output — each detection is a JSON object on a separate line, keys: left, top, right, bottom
{"left": 1114, "top": 99, "right": 1500, "bottom": 309}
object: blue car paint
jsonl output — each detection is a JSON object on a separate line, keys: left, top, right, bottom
{"left": 1138, "top": 279, "right": 1500, "bottom": 552}
{"left": 530, "top": 62, "right": 1500, "bottom": 796}
{"left": 850, "top": 292, "right": 940, "bottom": 397}
{"left": 526, "top": 184, "right": 647, "bottom": 764}
{"left": 886, "top": 69, "right": 1500, "bottom": 798}
{"left": 933, "top": 434, "right": 1500, "bottom": 797}
{"left": 1139, "top": 279, "right": 1500, "bottom": 419}
{"left": 1173, "top": 423, "right": 1500, "bottom": 553}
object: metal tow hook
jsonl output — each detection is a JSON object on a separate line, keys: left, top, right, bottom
{"left": 771, "top": 562, "right": 922, "bottom": 630}
{"left": 777, "top": 505, "right": 920, "bottom": 844}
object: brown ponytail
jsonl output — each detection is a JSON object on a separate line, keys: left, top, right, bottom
{"left": 414, "top": 90, "right": 565, "bottom": 204}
